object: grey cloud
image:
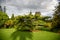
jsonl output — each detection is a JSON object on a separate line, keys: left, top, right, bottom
{"left": 0, "top": 0, "right": 6, "bottom": 5}
{"left": 6, "top": 0, "right": 52, "bottom": 9}
{"left": 0, "top": 0, "right": 57, "bottom": 17}
{"left": 58, "top": 0, "right": 60, "bottom": 1}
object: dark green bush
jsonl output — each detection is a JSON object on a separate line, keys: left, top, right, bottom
{"left": 38, "top": 26, "right": 50, "bottom": 31}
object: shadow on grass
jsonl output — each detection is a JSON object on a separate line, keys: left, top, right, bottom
{"left": 11, "top": 30, "right": 33, "bottom": 40}
{"left": 57, "top": 34, "right": 60, "bottom": 40}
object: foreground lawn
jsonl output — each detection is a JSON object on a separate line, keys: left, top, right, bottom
{"left": 0, "top": 29, "right": 60, "bottom": 40}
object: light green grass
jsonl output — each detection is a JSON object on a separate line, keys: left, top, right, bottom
{"left": 0, "top": 29, "right": 60, "bottom": 40}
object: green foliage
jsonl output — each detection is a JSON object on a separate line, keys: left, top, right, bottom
{"left": 34, "top": 12, "right": 41, "bottom": 19}
{"left": 4, "top": 20, "right": 14, "bottom": 28}
{"left": 16, "top": 14, "right": 35, "bottom": 31}
{"left": 51, "top": 2, "right": 60, "bottom": 31}
{"left": 0, "top": 11, "right": 52, "bottom": 31}
{"left": 15, "top": 12, "right": 46, "bottom": 31}
{"left": 0, "top": 11, "right": 9, "bottom": 28}
{"left": 11, "top": 14, "right": 14, "bottom": 20}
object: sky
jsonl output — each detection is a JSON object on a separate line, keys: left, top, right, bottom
{"left": 0, "top": 0, "right": 59, "bottom": 17}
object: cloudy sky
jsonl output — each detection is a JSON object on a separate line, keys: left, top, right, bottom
{"left": 0, "top": 0, "right": 59, "bottom": 17}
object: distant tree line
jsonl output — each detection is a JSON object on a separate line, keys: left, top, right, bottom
{"left": 0, "top": 11, "right": 52, "bottom": 31}
{"left": 0, "top": 2, "right": 60, "bottom": 32}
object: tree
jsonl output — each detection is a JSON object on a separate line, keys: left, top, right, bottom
{"left": 4, "top": 20, "right": 14, "bottom": 28}
{"left": 0, "top": 11, "right": 9, "bottom": 28}
{"left": 34, "top": 12, "right": 41, "bottom": 19}
{"left": 11, "top": 14, "right": 14, "bottom": 20}
{"left": 51, "top": 2, "right": 60, "bottom": 31}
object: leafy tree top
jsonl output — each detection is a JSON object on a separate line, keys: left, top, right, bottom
{"left": 0, "top": 11, "right": 9, "bottom": 20}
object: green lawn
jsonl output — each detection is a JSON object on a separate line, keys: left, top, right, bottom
{"left": 0, "top": 29, "right": 60, "bottom": 40}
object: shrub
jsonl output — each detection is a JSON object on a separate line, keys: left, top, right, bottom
{"left": 0, "top": 11, "right": 9, "bottom": 28}
{"left": 38, "top": 26, "right": 50, "bottom": 31}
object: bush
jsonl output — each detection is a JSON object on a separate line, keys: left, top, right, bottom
{"left": 38, "top": 26, "right": 50, "bottom": 31}
{"left": 0, "top": 11, "right": 9, "bottom": 28}
{"left": 50, "top": 27, "right": 60, "bottom": 33}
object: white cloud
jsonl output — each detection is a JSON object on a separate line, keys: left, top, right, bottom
{"left": 0, "top": 0, "right": 58, "bottom": 17}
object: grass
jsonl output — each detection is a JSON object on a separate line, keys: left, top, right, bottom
{"left": 0, "top": 29, "right": 60, "bottom": 40}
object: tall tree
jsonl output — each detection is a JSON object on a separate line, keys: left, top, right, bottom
{"left": 51, "top": 2, "right": 60, "bottom": 31}
{"left": 0, "top": 11, "right": 9, "bottom": 28}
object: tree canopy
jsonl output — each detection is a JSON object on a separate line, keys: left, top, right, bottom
{"left": 0, "top": 11, "right": 9, "bottom": 28}
{"left": 51, "top": 2, "right": 60, "bottom": 31}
